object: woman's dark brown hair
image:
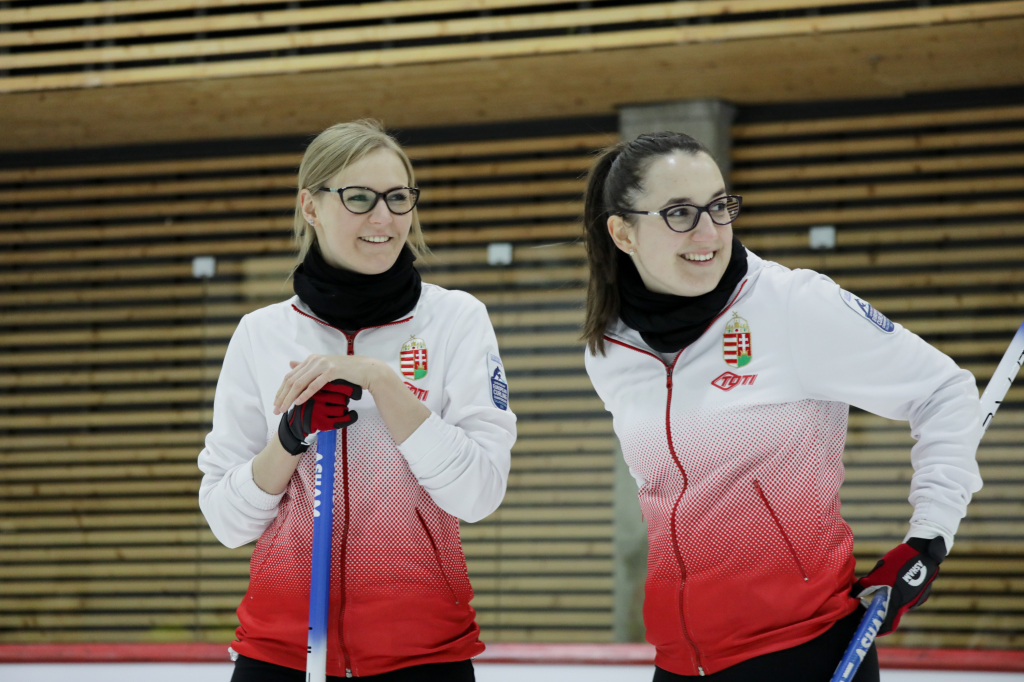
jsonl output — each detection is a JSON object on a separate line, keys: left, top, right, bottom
{"left": 582, "top": 131, "right": 713, "bottom": 355}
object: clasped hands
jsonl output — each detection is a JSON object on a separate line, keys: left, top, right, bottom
{"left": 274, "top": 354, "right": 388, "bottom": 456}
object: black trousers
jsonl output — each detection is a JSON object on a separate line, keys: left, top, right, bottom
{"left": 653, "top": 607, "right": 880, "bottom": 682}
{"left": 230, "top": 654, "right": 475, "bottom": 682}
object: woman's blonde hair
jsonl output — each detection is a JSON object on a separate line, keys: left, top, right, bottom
{"left": 294, "top": 120, "right": 428, "bottom": 266}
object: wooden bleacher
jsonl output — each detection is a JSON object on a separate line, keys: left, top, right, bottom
{"left": 1, "top": 101, "right": 1022, "bottom": 648}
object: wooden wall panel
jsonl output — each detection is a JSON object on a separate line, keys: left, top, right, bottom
{"left": 2, "top": 98, "right": 1023, "bottom": 650}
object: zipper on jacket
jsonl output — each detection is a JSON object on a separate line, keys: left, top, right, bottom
{"left": 601, "top": 282, "right": 748, "bottom": 676}
{"left": 664, "top": 360, "right": 705, "bottom": 676}
{"left": 602, "top": 336, "right": 706, "bottom": 674}
{"left": 415, "top": 508, "right": 461, "bottom": 604}
{"left": 752, "top": 480, "right": 809, "bottom": 581}
{"left": 340, "top": 425, "right": 354, "bottom": 676}
{"left": 293, "top": 308, "right": 415, "bottom": 678}
{"left": 336, "top": 331, "right": 356, "bottom": 677}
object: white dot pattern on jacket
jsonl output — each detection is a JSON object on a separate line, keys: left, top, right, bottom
{"left": 238, "top": 415, "right": 476, "bottom": 673}
{"left": 617, "top": 399, "right": 856, "bottom": 657}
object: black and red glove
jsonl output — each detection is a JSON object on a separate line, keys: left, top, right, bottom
{"left": 277, "top": 379, "right": 362, "bottom": 455}
{"left": 850, "top": 536, "right": 946, "bottom": 635}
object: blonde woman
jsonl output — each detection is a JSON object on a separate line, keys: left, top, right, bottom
{"left": 199, "top": 120, "right": 516, "bottom": 681}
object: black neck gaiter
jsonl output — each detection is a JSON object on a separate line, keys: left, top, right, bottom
{"left": 293, "top": 243, "right": 422, "bottom": 331}
{"left": 618, "top": 235, "right": 749, "bottom": 353}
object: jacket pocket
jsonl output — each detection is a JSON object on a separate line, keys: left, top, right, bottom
{"left": 249, "top": 514, "right": 285, "bottom": 586}
{"left": 752, "top": 480, "right": 809, "bottom": 581}
{"left": 415, "top": 508, "right": 461, "bottom": 604}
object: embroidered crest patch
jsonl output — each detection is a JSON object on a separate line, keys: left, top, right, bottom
{"left": 840, "top": 290, "right": 895, "bottom": 333}
{"left": 723, "top": 313, "right": 752, "bottom": 368}
{"left": 487, "top": 353, "right": 509, "bottom": 411}
{"left": 400, "top": 337, "right": 428, "bottom": 380}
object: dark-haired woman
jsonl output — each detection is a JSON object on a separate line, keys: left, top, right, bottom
{"left": 583, "top": 132, "right": 982, "bottom": 680}
{"left": 198, "top": 120, "right": 516, "bottom": 681}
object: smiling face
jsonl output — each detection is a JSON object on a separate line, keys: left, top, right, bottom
{"left": 608, "top": 151, "right": 733, "bottom": 297}
{"left": 299, "top": 147, "right": 414, "bottom": 275}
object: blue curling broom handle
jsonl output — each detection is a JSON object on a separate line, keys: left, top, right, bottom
{"left": 830, "top": 587, "right": 891, "bottom": 682}
{"left": 306, "top": 430, "right": 336, "bottom": 682}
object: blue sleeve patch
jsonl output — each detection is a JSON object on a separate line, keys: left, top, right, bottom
{"left": 840, "top": 290, "right": 895, "bottom": 333}
{"left": 487, "top": 353, "right": 509, "bottom": 410}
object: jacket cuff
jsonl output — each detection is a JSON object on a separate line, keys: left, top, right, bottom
{"left": 906, "top": 499, "right": 962, "bottom": 551}
{"left": 398, "top": 412, "right": 450, "bottom": 472}
{"left": 232, "top": 458, "right": 285, "bottom": 512}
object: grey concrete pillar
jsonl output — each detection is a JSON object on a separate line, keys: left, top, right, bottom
{"left": 612, "top": 446, "right": 647, "bottom": 642}
{"left": 611, "top": 99, "right": 736, "bottom": 642}
{"left": 619, "top": 99, "right": 737, "bottom": 184}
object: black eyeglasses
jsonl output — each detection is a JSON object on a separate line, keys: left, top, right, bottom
{"left": 318, "top": 186, "right": 420, "bottom": 215}
{"left": 619, "top": 195, "right": 742, "bottom": 233}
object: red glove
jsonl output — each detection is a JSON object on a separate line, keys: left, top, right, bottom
{"left": 277, "top": 379, "right": 362, "bottom": 455}
{"left": 850, "top": 536, "right": 946, "bottom": 635}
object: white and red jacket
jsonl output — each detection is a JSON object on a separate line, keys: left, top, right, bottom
{"left": 585, "top": 251, "right": 983, "bottom": 676}
{"left": 198, "top": 283, "right": 517, "bottom": 677}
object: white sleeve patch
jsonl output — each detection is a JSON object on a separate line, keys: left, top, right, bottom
{"left": 840, "top": 289, "right": 895, "bottom": 333}
{"left": 487, "top": 353, "right": 509, "bottom": 410}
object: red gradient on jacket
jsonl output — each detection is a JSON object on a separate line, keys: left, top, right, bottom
{"left": 619, "top": 401, "right": 859, "bottom": 675}
{"left": 232, "top": 419, "right": 481, "bottom": 676}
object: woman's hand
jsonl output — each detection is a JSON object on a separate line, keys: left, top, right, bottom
{"left": 850, "top": 536, "right": 945, "bottom": 635}
{"left": 273, "top": 354, "right": 386, "bottom": 415}
{"left": 274, "top": 352, "right": 430, "bottom": 445}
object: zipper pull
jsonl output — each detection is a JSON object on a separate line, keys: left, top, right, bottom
{"left": 346, "top": 669, "right": 353, "bottom": 678}
{"left": 665, "top": 366, "right": 673, "bottom": 389}
{"left": 698, "top": 666, "right": 705, "bottom": 676}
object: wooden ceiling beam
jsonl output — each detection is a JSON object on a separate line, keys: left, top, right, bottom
{"left": 5, "top": 1, "right": 1022, "bottom": 92}
{"left": 2, "top": 19, "right": 1022, "bottom": 152}
{"left": 0, "top": 0, "right": 291, "bottom": 25}
{"left": 0, "top": 0, "right": 557, "bottom": 42}
{"left": 0, "top": 0, "right": 892, "bottom": 58}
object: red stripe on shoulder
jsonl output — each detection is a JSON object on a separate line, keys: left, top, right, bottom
{"left": 603, "top": 335, "right": 665, "bottom": 363}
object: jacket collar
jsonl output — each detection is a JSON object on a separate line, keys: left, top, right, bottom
{"left": 605, "top": 248, "right": 765, "bottom": 354}
{"left": 289, "top": 294, "right": 417, "bottom": 338}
